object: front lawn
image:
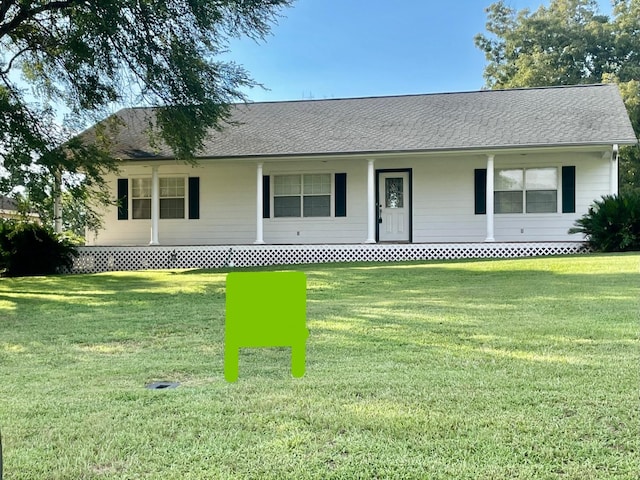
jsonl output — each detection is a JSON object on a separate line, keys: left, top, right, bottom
{"left": 0, "top": 254, "right": 638, "bottom": 479}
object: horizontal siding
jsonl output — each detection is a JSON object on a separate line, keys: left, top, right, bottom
{"left": 263, "top": 161, "right": 368, "bottom": 244}
{"left": 402, "top": 152, "right": 611, "bottom": 242}
{"left": 411, "top": 156, "right": 487, "bottom": 242}
{"left": 188, "top": 163, "right": 256, "bottom": 244}
{"left": 491, "top": 153, "right": 608, "bottom": 241}
{"left": 89, "top": 160, "right": 371, "bottom": 246}
{"left": 88, "top": 149, "right": 613, "bottom": 246}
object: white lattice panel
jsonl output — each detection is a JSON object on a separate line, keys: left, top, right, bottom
{"left": 70, "top": 243, "right": 590, "bottom": 274}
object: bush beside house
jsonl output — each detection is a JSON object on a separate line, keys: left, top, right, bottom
{"left": 570, "top": 193, "right": 640, "bottom": 252}
{"left": 0, "top": 220, "right": 77, "bottom": 277}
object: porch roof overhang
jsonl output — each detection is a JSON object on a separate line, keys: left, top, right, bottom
{"left": 115, "top": 142, "right": 632, "bottom": 166}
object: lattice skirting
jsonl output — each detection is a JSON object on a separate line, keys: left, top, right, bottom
{"left": 70, "top": 242, "right": 590, "bottom": 274}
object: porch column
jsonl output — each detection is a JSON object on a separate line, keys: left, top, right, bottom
{"left": 53, "top": 169, "right": 63, "bottom": 234}
{"left": 150, "top": 165, "right": 160, "bottom": 245}
{"left": 610, "top": 144, "right": 619, "bottom": 195}
{"left": 485, "top": 154, "right": 495, "bottom": 242}
{"left": 255, "top": 162, "right": 265, "bottom": 244}
{"left": 365, "top": 159, "right": 376, "bottom": 243}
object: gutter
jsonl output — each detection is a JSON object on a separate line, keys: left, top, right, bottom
{"left": 116, "top": 141, "right": 638, "bottom": 163}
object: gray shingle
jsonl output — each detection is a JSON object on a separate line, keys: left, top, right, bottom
{"left": 0, "top": 196, "right": 18, "bottom": 211}
{"left": 93, "top": 84, "right": 638, "bottom": 160}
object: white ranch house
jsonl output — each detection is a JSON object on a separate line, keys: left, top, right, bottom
{"left": 75, "top": 84, "right": 637, "bottom": 272}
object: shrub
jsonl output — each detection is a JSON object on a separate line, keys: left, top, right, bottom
{"left": 569, "top": 193, "right": 640, "bottom": 252}
{"left": 0, "top": 220, "right": 78, "bottom": 277}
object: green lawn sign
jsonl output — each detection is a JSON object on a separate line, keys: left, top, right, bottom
{"left": 224, "top": 271, "right": 308, "bottom": 382}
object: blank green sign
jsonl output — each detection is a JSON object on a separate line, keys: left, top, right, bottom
{"left": 224, "top": 271, "right": 308, "bottom": 382}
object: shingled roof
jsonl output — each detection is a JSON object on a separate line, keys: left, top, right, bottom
{"left": 0, "top": 196, "right": 18, "bottom": 212}
{"left": 97, "top": 84, "right": 637, "bottom": 160}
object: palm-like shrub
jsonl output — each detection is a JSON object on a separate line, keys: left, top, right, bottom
{"left": 0, "top": 220, "right": 78, "bottom": 276}
{"left": 569, "top": 193, "right": 640, "bottom": 252}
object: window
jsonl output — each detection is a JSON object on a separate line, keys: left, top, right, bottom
{"left": 495, "top": 169, "right": 524, "bottom": 213}
{"left": 303, "top": 174, "right": 331, "bottom": 216}
{"left": 385, "top": 177, "right": 404, "bottom": 208}
{"left": 274, "top": 175, "right": 301, "bottom": 217}
{"left": 132, "top": 178, "right": 151, "bottom": 219}
{"left": 274, "top": 174, "right": 331, "bottom": 217}
{"left": 160, "top": 177, "right": 185, "bottom": 219}
{"left": 525, "top": 168, "right": 558, "bottom": 213}
{"left": 131, "top": 177, "right": 186, "bottom": 219}
{"left": 495, "top": 168, "right": 557, "bottom": 214}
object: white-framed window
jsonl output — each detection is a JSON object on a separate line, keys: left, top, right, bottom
{"left": 525, "top": 168, "right": 558, "bottom": 213}
{"left": 495, "top": 167, "right": 558, "bottom": 214}
{"left": 131, "top": 177, "right": 186, "bottom": 219}
{"left": 159, "top": 177, "right": 185, "bottom": 219}
{"left": 274, "top": 174, "right": 331, "bottom": 217}
{"left": 132, "top": 178, "right": 152, "bottom": 219}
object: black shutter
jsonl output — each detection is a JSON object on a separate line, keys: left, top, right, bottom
{"left": 335, "top": 173, "right": 347, "bottom": 217}
{"left": 188, "top": 177, "right": 200, "bottom": 219}
{"left": 474, "top": 169, "right": 487, "bottom": 215}
{"left": 562, "top": 166, "right": 576, "bottom": 213}
{"left": 117, "top": 178, "right": 128, "bottom": 220}
{"left": 263, "top": 175, "right": 270, "bottom": 218}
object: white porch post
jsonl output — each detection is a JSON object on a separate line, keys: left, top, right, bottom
{"left": 610, "top": 144, "right": 619, "bottom": 195}
{"left": 53, "top": 169, "right": 63, "bottom": 234}
{"left": 485, "top": 154, "right": 495, "bottom": 242}
{"left": 365, "top": 159, "right": 376, "bottom": 243}
{"left": 150, "top": 165, "right": 160, "bottom": 245}
{"left": 255, "top": 162, "right": 265, "bottom": 244}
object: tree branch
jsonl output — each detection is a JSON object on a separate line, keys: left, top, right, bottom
{"left": 0, "top": 0, "right": 82, "bottom": 38}
{"left": 0, "top": 45, "right": 31, "bottom": 74}
{"left": 0, "top": 1, "right": 17, "bottom": 26}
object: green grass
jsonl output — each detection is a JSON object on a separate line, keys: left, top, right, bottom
{"left": 0, "top": 254, "right": 638, "bottom": 479}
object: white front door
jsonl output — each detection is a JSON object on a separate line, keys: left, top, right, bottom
{"left": 378, "top": 172, "right": 410, "bottom": 242}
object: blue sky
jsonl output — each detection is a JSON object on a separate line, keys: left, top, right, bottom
{"left": 225, "top": 0, "right": 614, "bottom": 102}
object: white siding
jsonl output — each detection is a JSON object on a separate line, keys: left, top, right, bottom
{"left": 88, "top": 160, "right": 372, "bottom": 246}
{"left": 263, "top": 160, "right": 367, "bottom": 244}
{"left": 410, "top": 156, "right": 487, "bottom": 242}
{"left": 371, "top": 151, "right": 610, "bottom": 243}
{"left": 87, "top": 149, "right": 611, "bottom": 246}
{"left": 490, "top": 152, "right": 608, "bottom": 242}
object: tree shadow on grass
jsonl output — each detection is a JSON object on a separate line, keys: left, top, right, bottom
{"left": 1, "top": 258, "right": 638, "bottom": 372}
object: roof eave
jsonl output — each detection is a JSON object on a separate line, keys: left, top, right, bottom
{"left": 115, "top": 139, "right": 638, "bottom": 162}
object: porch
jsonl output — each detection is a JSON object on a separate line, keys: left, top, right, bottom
{"left": 70, "top": 242, "right": 590, "bottom": 274}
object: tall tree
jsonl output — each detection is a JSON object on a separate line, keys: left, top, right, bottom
{"left": 0, "top": 0, "right": 292, "bottom": 231}
{"left": 475, "top": 0, "right": 640, "bottom": 194}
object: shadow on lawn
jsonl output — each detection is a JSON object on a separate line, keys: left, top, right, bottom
{"left": 1, "top": 261, "right": 637, "bottom": 370}
{"left": 0, "top": 272, "right": 226, "bottom": 345}
{"left": 304, "top": 264, "right": 638, "bottom": 367}
{"left": 2, "top": 262, "right": 637, "bottom": 317}
{"left": 0, "top": 273, "right": 192, "bottom": 319}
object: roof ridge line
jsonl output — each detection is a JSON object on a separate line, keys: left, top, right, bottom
{"left": 112, "top": 83, "right": 613, "bottom": 111}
